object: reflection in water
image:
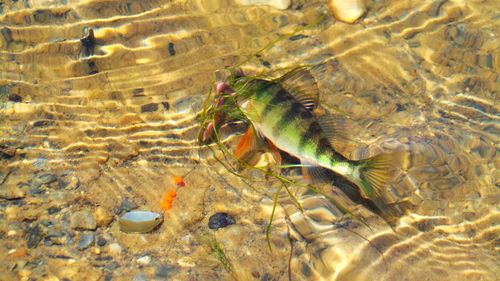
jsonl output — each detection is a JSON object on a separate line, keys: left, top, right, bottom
{"left": 0, "top": 0, "right": 498, "bottom": 280}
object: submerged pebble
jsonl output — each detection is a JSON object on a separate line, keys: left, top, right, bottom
{"left": 0, "top": 185, "right": 26, "bottom": 200}
{"left": 94, "top": 206, "right": 113, "bottom": 227}
{"left": 70, "top": 210, "right": 97, "bottom": 230}
{"left": 77, "top": 232, "right": 95, "bottom": 250}
{"left": 137, "top": 255, "right": 152, "bottom": 266}
{"left": 119, "top": 210, "right": 163, "bottom": 233}
{"left": 208, "top": 213, "right": 235, "bottom": 229}
{"left": 108, "top": 243, "right": 122, "bottom": 256}
{"left": 115, "top": 198, "right": 138, "bottom": 215}
{"left": 328, "top": 0, "right": 366, "bottom": 23}
{"left": 25, "top": 224, "right": 43, "bottom": 248}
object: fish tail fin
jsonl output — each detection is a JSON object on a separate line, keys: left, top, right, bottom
{"left": 354, "top": 153, "right": 396, "bottom": 213}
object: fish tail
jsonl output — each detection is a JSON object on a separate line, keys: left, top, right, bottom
{"left": 354, "top": 153, "right": 395, "bottom": 213}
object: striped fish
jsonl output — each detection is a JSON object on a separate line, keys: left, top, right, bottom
{"left": 215, "top": 69, "right": 394, "bottom": 213}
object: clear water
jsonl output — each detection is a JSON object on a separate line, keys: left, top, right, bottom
{"left": 0, "top": 1, "right": 498, "bottom": 280}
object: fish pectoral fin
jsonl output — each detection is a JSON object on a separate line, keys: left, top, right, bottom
{"left": 265, "top": 139, "right": 282, "bottom": 167}
{"left": 300, "top": 161, "right": 330, "bottom": 184}
{"left": 234, "top": 125, "right": 262, "bottom": 161}
{"left": 279, "top": 67, "right": 319, "bottom": 111}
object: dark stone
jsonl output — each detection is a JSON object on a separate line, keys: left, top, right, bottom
{"left": 289, "top": 34, "right": 307, "bottom": 41}
{"left": 132, "top": 88, "right": 144, "bottom": 96}
{"left": 161, "top": 102, "right": 170, "bottom": 110}
{"left": 47, "top": 206, "right": 61, "bottom": 214}
{"left": 156, "top": 265, "right": 174, "bottom": 279}
{"left": 141, "top": 103, "right": 158, "bottom": 113}
{"left": 29, "top": 186, "right": 44, "bottom": 196}
{"left": 37, "top": 173, "right": 57, "bottom": 185}
{"left": 261, "top": 60, "right": 271, "bottom": 68}
{"left": 115, "top": 199, "right": 138, "bottom": 214}
{"left": 133, "top": 272, "right": 148, "bottom": 281}
{"left": 80, "top": 27, "right": 96, "bottom": 57}
{"left": 105, "top": 261, "right": 120, "bottom": 270}
{"left": 301, "top": 262, "right": 312, "bottom": 277}
{"left": 97, "top": 236, "right": 107, "bottom": 246}
{"left": 167, "top": 42, "right": 176, "bottom": 56}
{"left": 33, "top": 120, "right": 54, "bottom": 127}
{"left": 25, "top": 224, "right": 43, "bottom": 248}
{"left": 96, "top": 255, "right": 113, "bottom": 261}
{"left": 0, "top": 145, "right": 15, "bottom": 159}
{"left": 208, "top": 213, "right": 235, "bottom": 230}
{"left": 8, "top": 94, "right": 22, "bottom": 102}
{"left": 77, "top": 232, "right": 95, "bottom": 250}
{"left": 0, "top": 170, "right": 9, "bottom": 185}
{"left": 261, "top": 273, "right": 272, "bottom": 281}
{"left": 1, "top": 27, "right": 12, "bottom": 43}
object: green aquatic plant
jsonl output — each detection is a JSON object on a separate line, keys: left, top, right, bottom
{"left": 209, "top": 236, "right": 234, "bottom": 274}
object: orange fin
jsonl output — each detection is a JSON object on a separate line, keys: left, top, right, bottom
{"left": 235, "top": 126, "right": 260, "bottom": 161}
{"left": 265, "top": 139, "right": 282, "bottom": 166}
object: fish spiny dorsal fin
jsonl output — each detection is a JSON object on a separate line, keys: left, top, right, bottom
{"left": 279, "top": 68, "right": 319, "bottom": 111}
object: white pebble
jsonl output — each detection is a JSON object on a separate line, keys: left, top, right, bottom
{"left": 137, "top": 255, "right": 151, "bottom": 266}
{"left": 328, "top": 0, "right": 366, "bottom": 23}
{"left": 108, "top": 243, "right": 122, "bottom": 255}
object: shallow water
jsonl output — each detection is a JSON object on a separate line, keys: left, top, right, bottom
{"left": 0, "top": 0, "right": 498, "bottom": 280}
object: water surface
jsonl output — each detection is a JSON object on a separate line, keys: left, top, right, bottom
{"left": 0, "top": 0, "right": 498, "bottom": 280}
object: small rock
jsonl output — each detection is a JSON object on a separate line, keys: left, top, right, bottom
{"left": 58, "top": 174, "right": 80, "bottom": 189}
{"left": 81, "top": 27, "right": 96, "bottom": 57}
{"left": 94, "top": 207, "right": 113, "bottom": 227}
{"left": 161, "top": 101, "right": 170, "bottom": 110}
{"left": 167, "top": 42, "right": 176, "bottom": 56}
{"left": 235, "top": 0, "right": 290, "bottom": 10}
{"left": 5, "top": 206, "right": 19, "bottom": 221}
{"left": 77, "top": 232, "right": 95, "bottom": 250}
{"left": 36, "top": 173, "right": 57, "bottom": 185}
{"left": 8, "top": 94, "right": 22, "bottom": 102}
{"left": 70, "top": 210, "right": 97, "bottom": 230}
{"left": 115, "top": 199, "right": 138, "bottom": 214}
{"left": 45, "top": 230, "right": 66, "bottom": 245}
{"left": 133, "top": 272, "right": 148, "bottom": 281}
{"left": 328, "top": 0, "right": 366, "bottom": 23}
{"left": 0, "top": 170, "right": 10, "bottom": 185}
{"left": 47, "top": 206, "right": 61, "bottom": 215}
{"left": 141, "top": 103, "right": 158, "bottom": 113}
{"left": 137, "top": 255, "right": 151, "bottom": 266}
{"left": 97, "top": 236, "right": 107, "bottom": 247}
{"left": 8, "top": 248, "right": 28, "bottom": 258}
{"left": 25, "top": 224, "right": 43, "bottom": 248}
{"left": 155, "top": 265, "right": 173, "bottom": 279}
{"left": 0, "top": 145, "right": 16, "bottom": 159}
{"left": 0, "top": 185, "right": 26, "bottom": 200}
{"left": 208, "top": 213, "right": 236, "bottom": 229}
{"left": 108, "top": 243, "right": 122, "bottom": 256}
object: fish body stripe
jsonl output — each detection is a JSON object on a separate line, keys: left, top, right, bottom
{"left": 261, "top": 88, "right": 291, "bottom": 118}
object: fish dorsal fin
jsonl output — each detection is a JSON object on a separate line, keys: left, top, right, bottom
{"left": 279, "top": 68, "right": 319, "bottom": 111}
{"left": 316, "top": 111, "right": 361, "bottom": 154}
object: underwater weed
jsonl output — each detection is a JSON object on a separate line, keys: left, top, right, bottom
{"left": 209, "top": 236, "right": 234, "bottom": 274}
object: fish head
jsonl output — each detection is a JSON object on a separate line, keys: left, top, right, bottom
{"left": 214, "top": 67, "right": 245, "bottom": 97}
